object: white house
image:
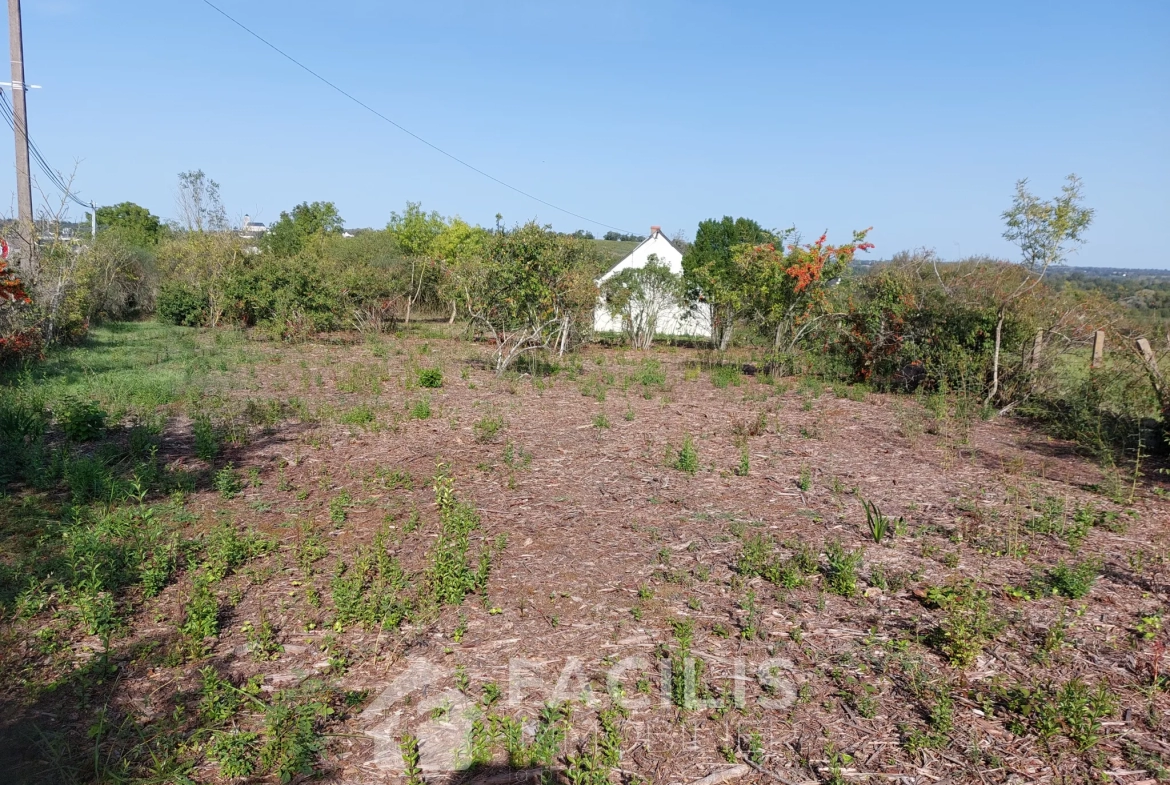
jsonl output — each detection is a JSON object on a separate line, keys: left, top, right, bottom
{"left": 593, "top": 226, "right": 711, "bottom": 338}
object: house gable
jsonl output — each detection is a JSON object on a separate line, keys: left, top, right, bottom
{"left": 597, "top": 226, "right": 684, "bottom": 284}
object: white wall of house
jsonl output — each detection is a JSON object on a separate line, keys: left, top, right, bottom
{"left": 593, "top": 227, "right": 712, "bottom": 338}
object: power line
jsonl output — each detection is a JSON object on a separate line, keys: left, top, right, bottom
{"left": 0, "top": 90, "right": 90, "bottom": 209}
{"left": 199, "top": 0, "right": 629, "bottom": 234}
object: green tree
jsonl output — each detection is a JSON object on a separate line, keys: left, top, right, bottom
{"left": 455, "top": 222, "right": 599, "bottom": 372}
{"left": 601, "top": 255, "right": 684, "bottom": 350}
{"left": 682, "top": 216, "right": 778, "bottom": 350}
{"left": 91, "top": 202, "right": 163, "bottom": 246}
{"left": 386, "top": 202, "right": 447, "bottom": 323}
{"left": 263, "top": 201, "right": 344, "bottom": 258}
{"left": 988, "top": 175, "right": 1094, "bottom": 405}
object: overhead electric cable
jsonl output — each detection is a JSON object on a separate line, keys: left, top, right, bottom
{"left": 199, "top": 0, "right": 630, "bottom": 234}
{"left": 0, "top": 90, "right": 90, "bottom": 209}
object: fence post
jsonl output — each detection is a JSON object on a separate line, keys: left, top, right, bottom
{"left": 1091, "top": 330, "right": 1105, "bottom": 369}
{"left": 1135, "top": 337, "right": 1169, "bottom": 419}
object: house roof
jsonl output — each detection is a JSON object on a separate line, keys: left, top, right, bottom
{"left": 597, "top": 227, "right": 683, "bottom": 284}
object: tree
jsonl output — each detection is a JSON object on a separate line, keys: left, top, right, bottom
{"left": 988, "top": 175, "right": 1094, "bottom": 405}
{"left": 454, "top": 222, "right": 598, "bottom": 372}
{"left": 263, "top": 201, "right": 344, "bottom": 258}
{"left": 92, "top": 202, "right": 163, "bottom": 246}
{"left": 682, "top": 216, "right": 778, "bottom": 350}
{"left": 601, "top": 255, "right": 684, "bottom": 350}
{"left": 175, "top": 170, "right": 227, "bottom": 233}
{"left": 733, "top": 229, "right": 873, "bottom": 353}
{"left": 387, "top": 202, "right": 446, "bottom": 324}
{"left": 433, "top": 218, "right": 490, "bottom": 323}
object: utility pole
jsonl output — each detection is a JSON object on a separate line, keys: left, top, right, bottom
{"left": 7, "top": 0, "right": 34, "bottom": 272}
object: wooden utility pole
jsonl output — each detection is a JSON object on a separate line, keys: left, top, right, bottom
{"left": 7, "top": 0, "right": 34, "bottom": 271}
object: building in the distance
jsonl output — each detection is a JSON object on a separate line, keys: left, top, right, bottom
{"left": 241, "top": 215, "right": 268, "bottom": 237}
{"left": 593, "top": 226, "right": 711, "bottom": 339}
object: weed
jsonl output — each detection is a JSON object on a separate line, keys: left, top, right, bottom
{"left": 261, "top": 689, "right": 333, "bottom": 781}
{"left": 798, "top": 464, "right": 812, "bottom": 492}
{"left": 401, "top": 734, "right": 423, "bottom": 785}
{"left": 924, "top": 580, "right": 999, "bottom": 668}
{"left": 1044, "top": 558, "right": 1101, "bottom": 599}
{"left": 474, "top": 413, "right": 505, "bottom": 442}
{"left": 180, "top": 577, "right": 220, "bottom": 656}
{"left": 243, "top": 616, "right": 283, "bottom": 661}
{"left": 735, "top": 447, "right": 750, "bottom": 476}
{"left": 862, "top": 498, "right": 901, "bottom": 543}
{"left": 410, "top": 398, "right": 432, "bottom": 420}
{"left": 564, "top": 708, "right": 624, "bottom": 785}
{"left": 339, "top": 404, "right": 376, "bottom": 427}
{"left": 503, "top": 441, "right": 533, "bottom": 470}
{"left": 193, "top": 414, "right": 220, "bottom": 461}
{"left": 59, "top": 398, "right": 107, "bottom": 442}
{"left": 709, "top": 365, "right": 742, "bottom": 389}
{"left": 329, "top": 490, "right": 353, "bottom": 524}
{"left": 418, "top": 367, "right": 443, "bottom": 388}
{"left": 214, "top": 463, "right": 242, "bottom": 499}
{"left": 593, "top": 413, "right": 611, "bottom": 430}
{"left": 673, "top": 436, "right": 699, "bottom": 474}
{"left": 823, "top": 540, "right": 864, "bottom": 597}
{"left": 209, "top": 730, "right": 260, "bottom": 778}
{"left": 996, "top": 678, "right": 1116, "bottom": 751}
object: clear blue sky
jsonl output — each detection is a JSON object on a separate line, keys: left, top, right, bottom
{"left": 6, "top": 0, "right": 1169, "bottom": 267}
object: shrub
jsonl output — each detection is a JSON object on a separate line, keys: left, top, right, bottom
{"left": 156, "top": 282, "right": 208, "bottom": 326}
{"left": 59, "top": 398, "right": 107, "bottom": 442}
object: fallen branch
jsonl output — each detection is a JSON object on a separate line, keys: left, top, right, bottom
{"left": 686, "top": 764, "right": 751, "bottom": 785}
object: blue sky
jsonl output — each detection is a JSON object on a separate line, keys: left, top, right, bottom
{"left": 6, "top": 0, "right": 1169, "bottom": 267}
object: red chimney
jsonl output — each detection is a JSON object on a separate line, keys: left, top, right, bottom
{"left": 650, "top": 225, "right": 661, "bottom": 236}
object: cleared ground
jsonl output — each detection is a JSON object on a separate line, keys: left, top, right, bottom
{"left": 1, "top": 323, "right": 1167, "bottom": 785}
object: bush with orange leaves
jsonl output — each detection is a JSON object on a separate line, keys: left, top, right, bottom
{"left": 730, "top": 228, "right": 873, "bottom": 353}
{"left": 0, "top": 259, "right": 43, "bottom": 366}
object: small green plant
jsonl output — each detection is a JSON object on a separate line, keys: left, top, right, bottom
{"left": 564, "top": 708, "right": 624, "bottom": 785}
{"left": 673, "top": 436, "right": 699, "bottom": 475}
{"left": 59, "top": 398, "right": 107, "bottom": 442}
{"left": 474, "top": 413, "right": 505, "bottom": 442}
{"left": 823, "top": 539, "right": 864, "bottom": 597}
{"left": 735, "top": 447, "right": 750, "bottom": 477}
{"left": 1044, "top": 558, "right": 1101, "bottom": 599}
{"left": 339, "top": 404, "right": 376, "bottom": 427}
{"left": 214, "top": 463, "right": 243, "bottom": 499}
{"left": 181, "top": 577, "right": 220, "bottom": 656}
{"left": 417, "top": 367, "right": 443, "bottom": 388}
{"left": 243, "top": 617, "right": 283, "bottom": 661}
{"left": 995, "top": 678, "right": 1116, "bottom": 751}
{"left": 862, "top": 498, "right": 901, "bottom": 543}
{"left": 503, "top": 441, "right": 533, "bottom": 470}
{"left": 925, "top": 579, "right": 999, "bottom": 668}
{"left": 410, "top": 398, "right": 432, "bottom": 420}
{"left": 593, "top": 413, "right": 611, "bottom": 430}
{"left": 329, "top": 490, "right": 353, "bottom": 524}
{"left": 710, "top": 365, "right": 742, "bottom": 389}
{"left": 193, "top": 413, "right": 220, "bottom": 461}
{"left": 481, "top": 681, "right": 502, "bottom": 707}
{"left": 798, "top": 463, "right": 812, "bottom": 492}
{"left": 208, "top": 730, "right": 260, "bottom": 779}
{"left": 261, "top": 692, "right": 333, "bottom": 782}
